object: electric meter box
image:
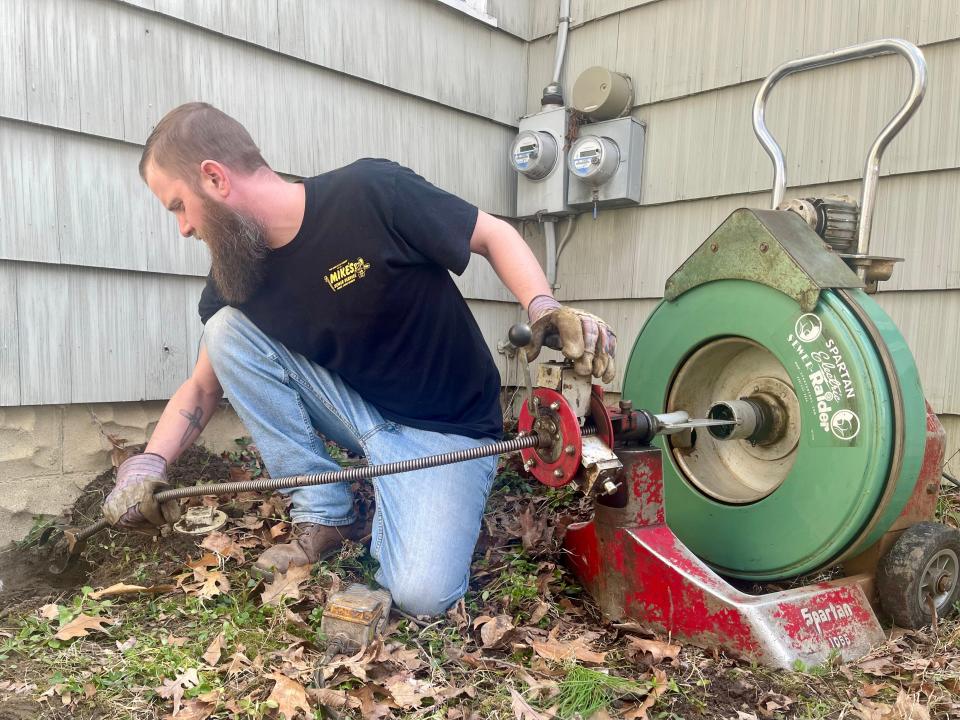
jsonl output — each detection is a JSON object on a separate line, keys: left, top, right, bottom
{"left": 512, "top": 107, "right": 573, "bottom": 218}
{"left": 567, "top": 116, "right": 645, "bottom": 209}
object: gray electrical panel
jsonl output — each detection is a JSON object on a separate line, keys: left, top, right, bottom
{"left": 566, "top": 116, "right": 645, "bottom": 210}
{"left": 511, "top": 107, "right": 573, "bottom": 218}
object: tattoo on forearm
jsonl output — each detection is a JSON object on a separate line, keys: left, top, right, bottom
{"left": 178, "top": 406, "right": 204, "bottom": 448}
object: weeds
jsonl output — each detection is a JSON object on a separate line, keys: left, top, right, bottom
{"left": 553, "top": 664, "right": 652, "bottom": 719}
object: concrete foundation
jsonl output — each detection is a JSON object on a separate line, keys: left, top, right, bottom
{"left": 0, "top": 401, "right": 247, "bottom": 545}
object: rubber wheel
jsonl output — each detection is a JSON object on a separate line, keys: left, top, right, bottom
{"left": 877, "top": 522, "right": 960, "bottom": 628}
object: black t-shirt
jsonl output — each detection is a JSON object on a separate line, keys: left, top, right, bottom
{"left": 198, "top": 158, "right": 503, "bottom": 440}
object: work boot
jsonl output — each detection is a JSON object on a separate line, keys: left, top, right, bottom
{"left": 253, "top": 517, "right": 370, "bottom": 580}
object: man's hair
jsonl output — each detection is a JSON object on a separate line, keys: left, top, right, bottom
{"left": 139, "top": 102, "right": 269, "bottom": 186}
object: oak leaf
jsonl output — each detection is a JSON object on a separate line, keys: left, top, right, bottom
{"left": 478, "top": 614, "right": 515, "bottom": 649}
{"left": 626, "top": 637, "right": 680, "bottom": 664}
{"left": 219, "top": 646, "right": 253, "bottom": 677}
{"left": 156, "top": 668, "right": 199, "bottom": 716}
{"left": 385, "top": 676, "right": 435, "bottom": 709}
{"left": 531, "top": 630, "right": 607, "bottom": 664}
{"left": 266, "top": 672, "right": 311, "bottom": 719}
{"left": 349, "top": 684, "right": 396, "bottom": 720}
{"left": 233, "top": 514, "right": 264, "bottom": 530}
{"left": 38, "top": 603, "right": 60, "bottom": 620}
{"left": 187, "top": 553, "right": 221, "bottom": 569}
{"left": 321, "top": 642, "right": 380, "bottom": 683}
{"left": 518, "top": 506, "right": 548, "bottom": 551}
{"left": 529, "top": 601, "right": 551, "bottom": 626}
{"left": 894, "top": 691, "right": 931, "bottom": 720}
{"left": 163, "top": 698, "right": 216, "bottom": 720}
{"left": 260, "top": 564, "right": 311, "bottom": 606}
{"left": 202, "top": 633, "right": 224, "bottom": 666}
{"left": 90, "top": 582, "right": 174, "bottom": 599}
{"left": 376, "top": 642, "right": 425, "bottom": 672}
{"left": 622, "top": 669, "right": 669, "bottom": 720}
{"left": 194, "top": 568, "right": 230, "bottom": 599}
{"left": 54, "top": 614, "right": 116, "bottom": 641}
{"left": 308, "top": 687, "right": 362, "bottom": 710}
{"left": 200, "top": 531, "right": 245, "bottom": 563}
{"left": 510, "top": 688, "right": 548, "bottom": 720}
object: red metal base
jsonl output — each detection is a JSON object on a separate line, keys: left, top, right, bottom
{"left": 564, "top": 448, "right": 886, "bottom": 668}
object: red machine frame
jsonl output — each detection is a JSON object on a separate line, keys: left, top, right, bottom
{"left": 522, "top": 388, "right": 946, "bottom": 668}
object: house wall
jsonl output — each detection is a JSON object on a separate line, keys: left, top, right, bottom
{"left": 3, "top": 0, "right": 957, "bottom": 542}
{"left": 524, "top": 0, "right": 960, "bottom": 476}
{"left": 0, "top": 0, "right": 528, "bottom": 543}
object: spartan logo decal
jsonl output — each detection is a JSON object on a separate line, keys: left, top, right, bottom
{"left": 324, "top": 257, "right": 371, "bottom": 292}
{"left": 794, "top": 313, "right": 823, "bottom": 343}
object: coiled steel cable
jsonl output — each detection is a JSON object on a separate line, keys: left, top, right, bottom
{"left": 67, "top": 429, "right": 582, "bottom": 546}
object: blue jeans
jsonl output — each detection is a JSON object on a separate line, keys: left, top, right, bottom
{"left": 202, "top": 307, "right": 498, "bottom": 616}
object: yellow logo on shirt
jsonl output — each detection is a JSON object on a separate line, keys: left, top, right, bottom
{"left": 325, "top": 257, "right": 371, "bottom": 292}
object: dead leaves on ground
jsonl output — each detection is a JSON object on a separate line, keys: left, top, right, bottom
{"left": 18, "top": 454, "right": 960, "bottom": 720}
{"left": 54, "top": 613, "right": 117, "bottom": 641}
{"left": 260, "top": 564, "right": 311, "bottom": 606}
{"left": 531, "top": 626, "right": 608, "bottom": 664}
{"left": 156, "top": 668, "right": 199, "bottom": 716}
{"left": 202, "top": 633, "right": 224, "bottom": 666}
{"left": 266, "top": 673, "right": 311, "bottom": 719}
{"left": 199, "top": 531, "right": 245, "bottom": 563}
{"left": 850, "top": 629, "right": 960, "bottom": 718}
{"left": 89, "top": 582, "right": 176, "bottom": 600}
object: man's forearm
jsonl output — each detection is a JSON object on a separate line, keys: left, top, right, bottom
{"left": 145, "top": 379, "right": 223, "bottom": 464}
{"left": 471, "top": 212, "right": 552, "bottom": 309}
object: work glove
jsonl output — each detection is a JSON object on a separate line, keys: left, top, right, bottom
{"left": 103, "top": 453, "right": 181, "bottom": 532}
{"left": 525, "top": 295, "right": 617, "bottom": 383}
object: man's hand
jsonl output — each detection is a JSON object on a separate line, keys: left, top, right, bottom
{"left": 103, "top": 453, "right": 181, "bottom": 532}
{"left": 525, "top": 295, "right": 617, "bottom": 383}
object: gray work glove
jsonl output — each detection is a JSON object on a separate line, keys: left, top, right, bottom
{"left": 525, "top": 295, "right": 617, "bottom": 383}
{"left": 103, "top": 453, "right": 180, "bottom": 532}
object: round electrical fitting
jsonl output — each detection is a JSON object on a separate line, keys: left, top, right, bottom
{"left": 174, "top": 506, "right": 228, "bottom": 535}
{"left": 568, "top": 135, "right": 620, "bottom": 187}
{"left": 572, "top": 66, "right": 634, "bottom": 120}
{"left": 510, "top": 131, "right": 559, "bottom": 180}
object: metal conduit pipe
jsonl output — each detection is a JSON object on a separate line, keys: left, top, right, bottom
{"left": 546, "top": 216, "right": 577, "bottom": 291}
{"left": 551, "top": 0, "right": 571, "bottom": 85}
{"left": 545, "top": 220, "right": 558, "bottom": 289}
{"left": 541, "top": 0, "right": 571, "bottom": 107}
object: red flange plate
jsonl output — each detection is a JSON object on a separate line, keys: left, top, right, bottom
{"left": 518, "top": 387, "right": 582, "bottom": 487}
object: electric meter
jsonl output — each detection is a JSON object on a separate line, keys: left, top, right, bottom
{"left": 568, "top": 135, "right": 620, "bottom": 187}
{"left": 510, "top": 130, "right": 559, "bottom": 181}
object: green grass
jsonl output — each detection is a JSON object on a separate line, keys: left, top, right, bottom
{"left": 0, "top": 575, "right": 316, "bottom": 717}
{"left": 552, "top": 664, "right": 655, "bottom": 719}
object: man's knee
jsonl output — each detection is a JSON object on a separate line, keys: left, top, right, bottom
{"left": 202, "top": 306, "right": 248, "bottom": 358}
{"left": 386, "top": 569, "right": 467, "bottom": 618}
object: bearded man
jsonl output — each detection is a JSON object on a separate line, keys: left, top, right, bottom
{"left": 104, "top": 102, "right": 616, "bottom": 616}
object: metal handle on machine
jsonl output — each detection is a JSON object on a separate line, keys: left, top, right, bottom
{"left": 752, "top": 38, "right": 927, "bottom": 256}
{"left": 507, "top": 322, "right": 564, "bottom": 413}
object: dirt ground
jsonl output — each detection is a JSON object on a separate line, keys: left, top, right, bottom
{"left": 0, "top": 446, "right": 234, "bottom": 614}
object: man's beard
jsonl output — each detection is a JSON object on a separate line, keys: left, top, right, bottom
{"left": 199, "top": 196, "right": 269, "bottom": 304}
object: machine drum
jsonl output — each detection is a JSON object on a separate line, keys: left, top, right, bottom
{"left": 877, "top": 522, "right": 960, "bottom": 628}
{"left": 623, "top": 279, "right": 926, "bottom": 580}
